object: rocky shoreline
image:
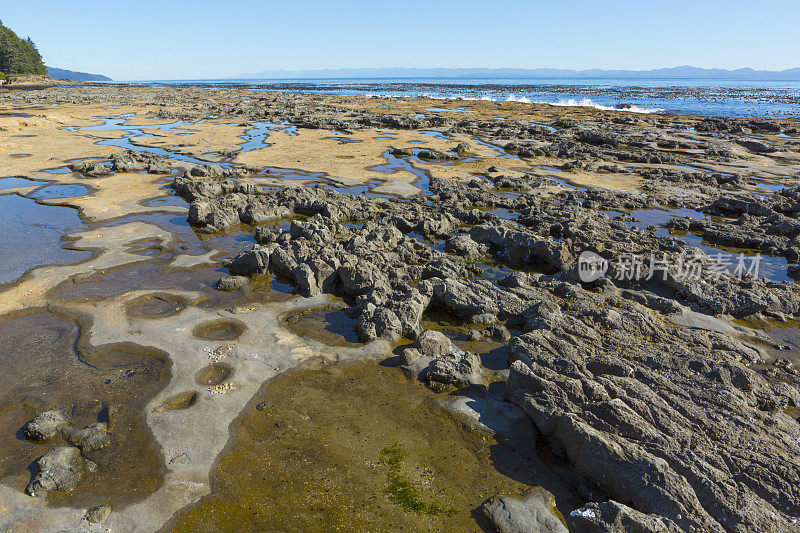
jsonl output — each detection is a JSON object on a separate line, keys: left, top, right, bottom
{"left": 0, "top": 84, "right": 799, "bottom": 531}
{"left": 173, "top": 166, "right": 800, "bottom": 531}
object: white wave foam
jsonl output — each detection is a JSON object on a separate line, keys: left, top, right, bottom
{"left": 505, "top": 94, "right": 531, "bottom": 103}
{"left": 547, "top": 97, "right": 664, "bottom": 114}
{"left": 360, "top": 92, "right": 665, "bottom": 113}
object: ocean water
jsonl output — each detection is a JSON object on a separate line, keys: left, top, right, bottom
{"left": 122, "top": 77, "right": 800, "bottom": 118}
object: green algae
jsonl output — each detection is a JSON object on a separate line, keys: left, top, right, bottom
{"left": 380, "top": 443, "right": 454, "bottom": 516}
{"left": 733, "top": 316, "right": 800, "bottom": 332}
{"left": 168, "top": 361, "right": 544, "bottom": 532}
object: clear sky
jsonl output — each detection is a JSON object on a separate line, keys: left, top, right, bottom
{"left": 2, "top": 0, "right": 799, "bottom": 80}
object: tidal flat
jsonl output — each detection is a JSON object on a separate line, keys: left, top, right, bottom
{"left": 0, "top": 84, "right": 799, "bottom": 532}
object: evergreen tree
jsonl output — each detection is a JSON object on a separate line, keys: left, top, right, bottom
{"left": 0, "top": 21, "right": 46, "bottom": 75}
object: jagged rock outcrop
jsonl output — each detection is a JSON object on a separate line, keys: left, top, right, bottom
{"left": 506, "top": 286, "right": 800, "bottom": 531}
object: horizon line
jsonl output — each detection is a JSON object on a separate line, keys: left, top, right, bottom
{"left": 109, "top": 65, "right": 800, "bottom": 83}
{"left": 235, "top": 65, "right": 800, "bottom": 72}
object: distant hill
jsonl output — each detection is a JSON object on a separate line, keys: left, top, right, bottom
{"left": 237, "top": 66, "right": 800, "bottom": 81}
{"left": 0, "top": 20, "right": 46, "bottom": 78}
{"left": 47, "top": 67, "right": 111, "bottom": 82}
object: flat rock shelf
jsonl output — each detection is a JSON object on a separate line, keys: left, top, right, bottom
{"left": 0, "top": 84, "right": 798, "bottom": 532}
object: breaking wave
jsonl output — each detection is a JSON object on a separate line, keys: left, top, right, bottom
{"left": 365, "top": 92, "right": 665, "bottom": 113}
{"left": 498, "top": 95, "right": 664, "bottom": 113}
{"left": 547, "top": 98, "right": 665, "bottom": 114}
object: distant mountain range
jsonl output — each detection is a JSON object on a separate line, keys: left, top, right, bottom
{"left": 47, "top": 67, "right": 111, "bottom": 82}
{"left": 234, "top": 66, "right": 800, "bottom": 80}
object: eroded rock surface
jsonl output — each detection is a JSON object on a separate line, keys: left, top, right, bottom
{"left": 26, "top": 446, "right": 87, "bottom": 497}
{"left": 61, "top": 422, "right": 111, "bottom": 452}
{"left": 21, "top": 408, "right": 68, "bottom": 442}
{"left": 2, "top": 83, "right": 800, "bottom": 531}
{"left": 481, "top": 489, "right": 568, "bottom": 533}
{"left": 568, "top": 500, "right": 682, "bottom": 532}
{"left": 506, "top": 292, "right": 799, "bottom": 531}
{"left": 172, "top": 162, "right": 800, "bottom": 530}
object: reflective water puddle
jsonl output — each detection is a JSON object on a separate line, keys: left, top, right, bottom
{"left": 0, "top": 195, "right": 90, "bottom": 285}
{"left": 0, "top": 310, "right": 169, "bottom": 508}
{"left": 29, "top": 184, "right": 91, "bottom": 199}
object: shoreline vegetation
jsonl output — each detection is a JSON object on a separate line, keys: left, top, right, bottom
{"left": 0, "top": 22, "right": 110, "bottom": 83}
{"left": 0, "top": 19, "right": 46, "bottom": 79}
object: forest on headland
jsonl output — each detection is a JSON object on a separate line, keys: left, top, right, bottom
{"left": 0, "top": 20, "right": 47, "bottom": 79}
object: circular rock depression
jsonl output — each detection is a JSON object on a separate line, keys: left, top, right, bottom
{"left": 153, "top": 391, "right": 199, "bottom": 412}
{"left": 126, "top": 292, "right": 189, "bottom": 319}
{"left": 192, "top": 319, "right": 246, "bottom": 341}
{"left": 195, "top": 363, "right": 233, "bottom": 386}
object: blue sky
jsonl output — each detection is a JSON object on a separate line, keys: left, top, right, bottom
{"left": 2, "top": 0, "right": 799, "bottom": 80}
